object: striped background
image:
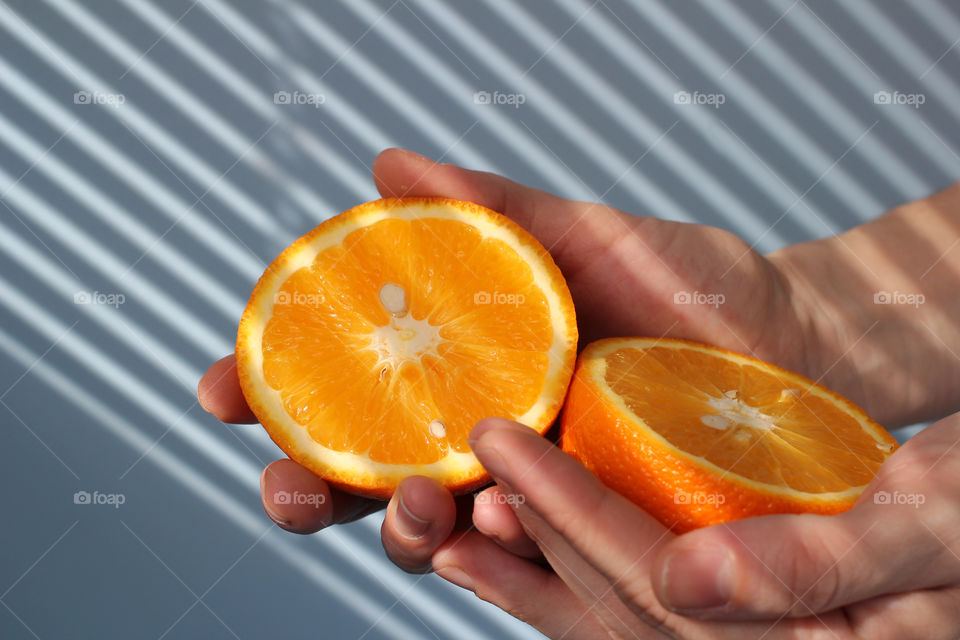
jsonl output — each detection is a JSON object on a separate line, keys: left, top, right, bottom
{"left": 1, "top": 1, "right": 958, "bottom": 638}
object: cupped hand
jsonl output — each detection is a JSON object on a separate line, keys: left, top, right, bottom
{"left": 197, "top": 147, "right": 823, "bottom": 573}
{"left": 438, "top": 415, "right": 960, "bottom": 639}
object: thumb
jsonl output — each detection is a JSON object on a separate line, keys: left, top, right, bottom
{"left": 370, "top": 148, "right": 623, "bottom": 271}
{"left": 651, "top": 503, "right": 942, "bottom": 620}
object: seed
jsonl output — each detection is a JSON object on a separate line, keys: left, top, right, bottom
{"left": 778, "top": 388, "right": 801, "bottom": 402}
{"left": 378, "top": 283, "right": 407, "bottom": 315}
{"left": 429, "top": 419, "right": 447, "bottom": 439}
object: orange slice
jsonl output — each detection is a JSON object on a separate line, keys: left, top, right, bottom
{"left": 237, "top": 197, "right": 578, "bottom": 498}
{"left": 561, "top": 338, "right": 897, "bottom": 532}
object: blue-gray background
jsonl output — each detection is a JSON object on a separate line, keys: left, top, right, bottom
{"left": 1, "top": 1, "right": 958, "bottom": 638}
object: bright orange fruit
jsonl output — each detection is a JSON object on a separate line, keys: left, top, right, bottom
{"left": 237, "top": 197, "right": 578, "bottom": 498}
{"left": 561, "top": 337, "right": 897, "bottom": 532}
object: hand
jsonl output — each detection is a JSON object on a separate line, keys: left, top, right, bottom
{"left": 440, "top": 415, "right": 960, "bottom": 639}
{"left": 198, "top": 147, "right": 822, "bottom": 570}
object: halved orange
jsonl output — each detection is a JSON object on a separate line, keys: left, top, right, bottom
{"left": 561, "top": 338, "right": 897, "bottom": 532}
{"left": 237, "top": 197, "right": 578, "bottom": 498}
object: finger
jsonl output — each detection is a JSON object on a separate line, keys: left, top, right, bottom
{"left": 472, "top": 486, "right": 542, "bottom": 559}
{"left": 381, "top": 476, "right": 457, "bottom": 573}
{"left": 649, "top": 417, "right": 960, "bottom": 621}
{"left": 198, "top": 355, "right": 257, "bottom": 423}
{"left": 432, "top": 531, "right": 610, "bottom": 640}
{"left": 650, "top": 503, "right": 946, "bottom": 621}
{"left": 468, "top": 418, "right": 676, "bottom": 616}
{"left": 260, "top": 459, "right": 380, "bottom": 534}
{"left": 848, "top": 586, "right": 960, "bottom": 640}
{"left": 370, "top": 148, "right": 623, "bottom": 271}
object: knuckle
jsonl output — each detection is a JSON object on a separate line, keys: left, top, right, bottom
{"left": 785, "top": 520, "right": 851, "bottom": 615}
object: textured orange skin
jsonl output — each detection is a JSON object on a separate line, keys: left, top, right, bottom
{"left": 237, "top": 197, "right": 578, "bottom": 499}
{"left": 560, "top": 339, "right": 897, "bottom": 533}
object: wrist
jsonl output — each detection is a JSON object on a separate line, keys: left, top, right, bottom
{"left": 768, "top": 184, "right": 960, "bottom": 427}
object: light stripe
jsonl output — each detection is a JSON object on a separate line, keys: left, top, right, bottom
{"left": 769, "top": 0, "right": 960, "bottom": 182}
{"left": 625, "top": 0, "right": 885, "bottom": 221}
{"left": 699, "top": 0, "right": 929, "bottom": 199}
{"left": 46, "top": 0, "right": 348, "bottom": 217}
{"left": 0, "top": 56, "right": 266, "bottom": 279}
{"left": 0, "top": 169, "right": 232, "bottom": 358}
{"left": 0, "top": 328, "right": 424, "bottom": 640}
{"left": 379, "top": 0, "right": 691, "bottom": 219}
{"left": 4, "top": 2, "right": 284, "bottom": 238}
{"left": 488, "top": 0, "right": 790, "bottom": 245}
{"left": 0, "top": 112, "right": 245, "bottom": 320}
{"left": 117, "top": 0, "right": 372, "bottom": 202}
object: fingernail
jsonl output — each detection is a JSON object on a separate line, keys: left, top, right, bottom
{"left": 396, "top": 492, "right": 431, "bottom": 540}
{"left": 435, "top": 565, "right": 475, "bottom": 592}
{"left": 661, "top": 547, "right": 734, "bottom": 612}
{"left": 472, "top": 446, "right": 509, "bottom": 483}
{"left": 259, "top": 468, "right": 294, "bottom": 528}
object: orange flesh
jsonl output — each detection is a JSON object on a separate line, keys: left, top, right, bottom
{"left": 604, "top": 346, "right": 888, "bottom": 493}
{"left": 261, "top": 217, "right": 552, "bottom": 465}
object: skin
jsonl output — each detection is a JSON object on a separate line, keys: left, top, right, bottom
{"left": 198, "top": 148, "right": 960, "bottom": 638}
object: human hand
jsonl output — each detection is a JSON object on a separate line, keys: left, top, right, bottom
{"left": 437, "top": 415, "right": 960, "bottom": 639}
{"left": 197, "top": 147, "right": 855, "bottom": 571}
{"left": 198, "top": 147, "right": 825, "bottom": 569}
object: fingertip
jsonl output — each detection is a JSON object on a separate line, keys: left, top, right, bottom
{"left": 372, "top": 148, "right": 435, "bottom": 198}
{"left": 652, "top": 539, "right": 736, "bottom": 616}
{"left": 381, "top": 476, "right": 456, "bottom": 573}
{"left": 198, "top": 355, "right": 258, "bottom": 424}
{"left": 260, "top": 459, "right": 333, "bottom": 534}
{"left": 473, "top": 486, "right": 542, "bottom": 559}
{"left": 468, "top": 417, "right": 533, "bottom": 449}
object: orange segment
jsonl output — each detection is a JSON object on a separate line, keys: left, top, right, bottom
{"left": 561, "top": 338, "right": 897, "bottom": 532}
{"left": 237, "top": 198, "right": 578, "bottom": 498}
